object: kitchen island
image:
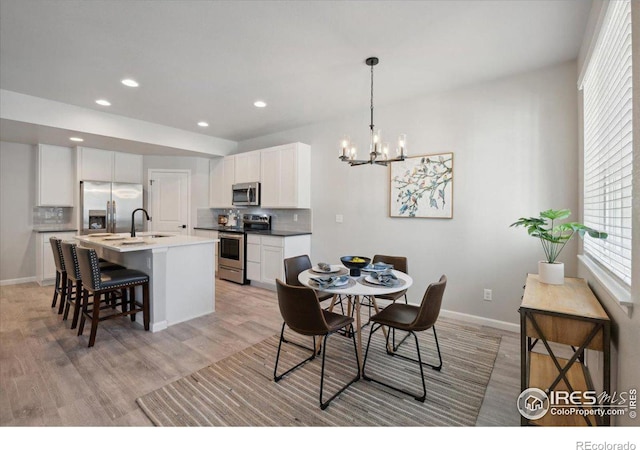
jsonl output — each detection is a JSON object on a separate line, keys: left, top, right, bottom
{"left": 75, "top": 232, "right": 218, "bottom": 332}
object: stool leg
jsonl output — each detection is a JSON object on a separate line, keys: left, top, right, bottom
{"left": 51, "top": 272, "right": 60, "bottom": 308}
{"left": 57, "top": 272, "right": 67, "bottom": 315}
{"left": 78, "top": 289, "right": 89, "bottom": 336}
{"left": 121, "top": 288, "right": 129, "bottom": 317}
{"left": 129, "top": 287, "right": 136, "bottom": 322}
{"left": 70, "top": 280, "right": 83, "bottom": 329}
{"left": 88, "top": 292, "right": 101, "bottom": 347}
{"left": 62, "top": 279, "right": 73, "bottom": 320}
{"left": 143, "top": 282, "right": 150, "bottom": 331}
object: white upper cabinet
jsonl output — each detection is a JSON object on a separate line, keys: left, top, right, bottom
{"left": 209, "top": 156, "right": 235, "bottom": 208}
{"left": 78, "top": 147, "right": 142, "bottom": 183}
{"left": 234, "top": 151, "right": 261, "bottom": 183}
{"left": 260, "top": 143, "right": 310, "bottom": 209}
{"left": 113, "top": 152, "right": 143, "bottom": 183}
{"left": 36, "top": 144, "right": 75, "bottom": 207}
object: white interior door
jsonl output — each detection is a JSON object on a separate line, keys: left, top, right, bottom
{"left": 149, "top": 170, "right": 190, "bottom": 235}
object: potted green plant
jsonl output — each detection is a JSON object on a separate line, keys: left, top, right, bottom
{"left": 510, "top": 209, "right": 607, "bottom": 285}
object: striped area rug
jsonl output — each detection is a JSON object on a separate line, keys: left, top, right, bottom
{"left": 136, "top": 319, "right": 501, "bottom": 426}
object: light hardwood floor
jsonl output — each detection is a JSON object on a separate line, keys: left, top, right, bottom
{"left": 0, "top": 278, "right": 521, "bottom": 426}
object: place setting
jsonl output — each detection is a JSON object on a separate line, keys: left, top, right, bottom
{"left": 309, "top": 261, "right": 348, "bottom": 276}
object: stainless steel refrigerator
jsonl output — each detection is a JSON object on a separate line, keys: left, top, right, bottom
{"left": 80, "top": 181, "right": 144, "bottom": 234}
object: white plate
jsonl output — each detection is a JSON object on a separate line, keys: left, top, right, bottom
{"left": 312, "top": 265, "right": 340, "bottom": 274}
{"left": 87, "top": 233, "right": 112, "bottom": 237}
{"left": 121, "top": 239, "right": 146, "bottom": 245}
{"left": 103, "top": 236, "right": 125, "bottom": 241}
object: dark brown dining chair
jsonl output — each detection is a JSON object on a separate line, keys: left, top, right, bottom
{"left": 273, "top": 279, "right": 360, "bottom": 410}
{"left": 372, "top": 254, "right": 408, "bottom": 305}
{"left": 75, "top": 247, "right": 150, "bottom": 347}
{"left": 283, "top": 255, "right": 343, "bottom": 313}
{"left": 362, "top": 275, "right": 447, "bottom": 402}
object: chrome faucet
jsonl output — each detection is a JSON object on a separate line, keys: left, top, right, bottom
{"left": 131, "top": 208, "right": 151, "bottom": 237}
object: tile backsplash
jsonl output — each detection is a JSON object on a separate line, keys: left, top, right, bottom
{"left": 197, "top": 208, "right": 312, "bottom": 232}
{"left": 33, "top": 207, "right": 73, "bottom": 225}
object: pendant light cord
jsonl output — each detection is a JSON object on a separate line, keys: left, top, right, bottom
{"left": 370, "top": 63, "right": 375, "bottom": 132}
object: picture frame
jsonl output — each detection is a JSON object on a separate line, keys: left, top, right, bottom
{"left": 389, "top": 152, "right": 454, "bottom": 218}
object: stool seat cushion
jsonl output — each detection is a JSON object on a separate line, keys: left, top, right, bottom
{"left": 99, "top": 269, "right": 149, "bottom": 290}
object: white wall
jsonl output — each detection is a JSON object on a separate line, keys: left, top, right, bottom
{"left": 143, "top": 155, "right": 212, "bottom": 232}
{"left": 239, "top": 61, "right": 580, "bottom": 327}
{"left": 0, "top": 141, "right": 36, "bottom": 282}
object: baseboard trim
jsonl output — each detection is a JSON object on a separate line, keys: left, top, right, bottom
{"left": 439, "top": 309, "right": 519, "bottom": 334}
{"left": 0, "top": 276, "right": 37, "bottom": 286}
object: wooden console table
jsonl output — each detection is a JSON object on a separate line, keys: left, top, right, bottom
{"left": 519, "top": 274, "right": 611, "bottom": 426}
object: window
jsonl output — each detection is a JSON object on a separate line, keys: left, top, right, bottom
{"left": 581, "top": 0, "right": 633, "bottom": 286}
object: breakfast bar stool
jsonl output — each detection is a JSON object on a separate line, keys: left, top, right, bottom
{"left": 60, "top": 241, "right": 125, "bottom": 329}
{"left": 49, "top": 237, "right": 69, "bottom": 314}
{"left": 75, "top": 247, "right": 150, "bottom": 347}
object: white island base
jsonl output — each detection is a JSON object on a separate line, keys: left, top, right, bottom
{"left": 75, "top": 233, "right": 217, "bottom": 332}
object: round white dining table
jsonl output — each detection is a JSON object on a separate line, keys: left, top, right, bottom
{"left": 298, "top": 266, "right": 413, "bottom": 372}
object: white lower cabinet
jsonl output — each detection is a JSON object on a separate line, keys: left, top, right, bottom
{"left": 193, "top": 229, "right": 219, "bottom": 273}
{"left": 246, "top": 233, "right": 311, "bottom": 288}
{"left": 36, "top": 231, "right": 77, "bottom": 286}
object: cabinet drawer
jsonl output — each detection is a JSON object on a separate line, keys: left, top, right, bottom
{"left": 247, "top": 234, "right": 261, "bottom": 245}
{"left": 261, "top": 235, "right": 283, "bottom": 247}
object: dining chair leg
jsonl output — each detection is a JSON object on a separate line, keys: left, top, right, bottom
{"left": 319, "top": 325, "right": 360, "bottom": 410}
{"left": 391, "top": 325, "right": 442, "bottom": 371}
{"left": 274, "top": 322, "right": 317, "bottom": 382}
{"left": 362, "top": 324, "right": 427, "bottom": 402}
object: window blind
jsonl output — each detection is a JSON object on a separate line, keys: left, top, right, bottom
{"left": 582, "top": 0, "right": 633, "bottom": 286}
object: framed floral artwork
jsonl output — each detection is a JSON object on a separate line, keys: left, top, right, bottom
{"left": 389, "top": 152, "right": 454, "bottom": 218}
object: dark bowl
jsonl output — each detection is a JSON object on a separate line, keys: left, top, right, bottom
{"left": 340, "top": 256, "right": 371, "bottom": 276}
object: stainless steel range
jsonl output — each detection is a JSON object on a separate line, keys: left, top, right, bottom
{"left": 218, "top": 214, "right": 271, "bottom": 284}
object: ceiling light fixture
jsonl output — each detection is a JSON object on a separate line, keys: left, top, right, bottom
{"left": 339, "top": 57, "right": 406, "bottom": 166}
{"left": 121, "top": 78, "right": 139, "bottom": 87}
{"left": 69, "top": 137, "right": 84, "bottom": 142}
{"left": 197, "top": 121, "right": 209, "bottom": 127}
{"left": 95, "top": 99, "right": 111, "bottom": 106}
{"left": 254, "top": 100, "right": 267, "bottom": 108}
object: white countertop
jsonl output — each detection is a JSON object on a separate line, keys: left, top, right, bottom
{"left": 74, "top": 232, "right": 219, "bottom": 252}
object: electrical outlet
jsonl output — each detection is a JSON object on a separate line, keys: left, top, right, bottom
{"left": 483, "top": 289, "right": 492, "bottom": 301}
{"left": 336, "top": 214, "right": 343, "bottom": 223}
{"left": 293, "top": 214, "right": 298, "bottom": 222}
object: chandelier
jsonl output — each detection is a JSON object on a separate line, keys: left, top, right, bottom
{"left": 339, "top": 57, "right": 406, "bottom": 166}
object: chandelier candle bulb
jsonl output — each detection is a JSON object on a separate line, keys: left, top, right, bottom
{"left": 382, "top": 143, "right": 389, "bottom": 159}
{"left": 398, "top": 134, "right": 406, "bottom": 157}
{"left": 341, "top": 136, "right": 349, "bottom": 158}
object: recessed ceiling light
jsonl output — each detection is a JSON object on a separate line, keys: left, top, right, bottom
{"left": 121, "top": 78, "right": 139, "bottom": 87}
{"left": 254, "top": 100, "right": 267, "bottom": 108}
{"left": 95, "top": 99, "right": 111, "bottom": 106}
{"left": 197, "top": 121, "right": 209, "bottom": 127}
{"left": 69, "top": 137, "right": 84, "bottom": 142}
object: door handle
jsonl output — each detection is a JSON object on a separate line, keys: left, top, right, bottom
{"left": 179, "top": 225, "right": 186, "bottom": 229}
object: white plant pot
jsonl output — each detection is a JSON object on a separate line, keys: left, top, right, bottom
{"left": 538, "top": 261, "right": 564, "bottom": 285}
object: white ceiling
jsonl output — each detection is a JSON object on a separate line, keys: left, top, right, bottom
{"left": 0, "top": 0, "right": 592, "bottom": 151}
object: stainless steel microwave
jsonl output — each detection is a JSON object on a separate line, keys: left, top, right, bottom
{"left": 232, "top": 182, "right": 260, "bottom": 206}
